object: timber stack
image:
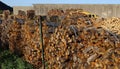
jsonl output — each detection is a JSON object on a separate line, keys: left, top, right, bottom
{"left": 45, "top": 9, "right": 120, "bottom": 69}
{"left": 0, "top": 9, "right": 120, "bottom": 69}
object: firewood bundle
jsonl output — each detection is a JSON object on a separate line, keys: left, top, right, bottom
{"left": 47, "top": 9, "right": 64, "bottom": 23}
{"left": 16, "top": 20, "right": 49, "bottom": 67}
{"left": 27, "top": 10, "right": 35, "bottom": 20}
{"left": 3, "top": 10, "right": 10, "bottom": 20}
{"left": 17, "top": 10, "right": 26, "bottom": 19}
{"left": 0, "top": 19, "right": 13, "bottom": 49}
{"left": 7, "top": 21, "right": 24, "bottom": 54}
{"left": 22, "top": 21, "right": 42, "bottom": 67}
{"left": 100, "top": 17, "right": 120, "bottom": 35}
{"left": 64, "top": 9, "right": 88, "bottom": 18}
{"left": 47, "top": 9, "right": 64, "bottom": 17}
{"left": 0, "top": 14, "right": 3, "bottom": 20}
{"left": 62, "top": 9, "right": 100, "bottom": 28}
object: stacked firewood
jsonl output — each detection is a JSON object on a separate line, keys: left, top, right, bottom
{"left": 22, "top": 20, "right": 49, "bottom": 67}
{"left": 62, "top": 9, "right": 100, "bottom": 28}
{"left": 0, "top": 18, "right": 13, "bottom": 49}
{"left": 16, "top": 10, "right": 26, "bottom": 19}
{"left": 6, "top": 19, "right": 49, "bottom": 67}
{"left": 27, "top": 10, "right": 35, "bottom": 20}
{"left": 45, "top": 10, "right": 120, "bottom": 68}
{"left": 0, "top": 14, "right": 3, "bottom": 19}
{"left": 3, "top": 11, "right": 55, "bottom": 68}
{"left": 22, "top": 21, "right": 41, "bottom": 67}
{"left": 47, "top": 9, "right": 64, "bottom": 17}
{"left": 45, "top": 25, "right": 120, "bottom": 69}
{"left": 3, "top": 10, "right": 10, "bottom": 20}
{"left": 100, "top": 17, "right": 120, "bottom": 35}
{"left": 0, "top": 9, "right": 120, "bottom": 69}
{"left": 47, "top": 9, "right": 64, "bottom": 23}
{"left": 7, "top": 21, "right": 24, "bottom": 55}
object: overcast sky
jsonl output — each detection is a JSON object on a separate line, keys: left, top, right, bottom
{"left": 1, "top": 0, "right": 120, "bottom": 6}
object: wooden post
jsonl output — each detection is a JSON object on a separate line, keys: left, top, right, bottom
{"left": 39, "top": 16, "right": 45, "bottom": 69}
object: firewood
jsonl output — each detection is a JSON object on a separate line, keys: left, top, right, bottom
{"left": 3, "top": 10, "right": 10, "bottom": 20}
{"left": 0, "top": 9, "right": 120, "bottom": 69}
{"left": 27, "top": 10, "right": 35, "bottom": 20}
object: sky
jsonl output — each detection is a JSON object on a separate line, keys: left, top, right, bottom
{"left": 1, "top": 0, "right": 120, "bottom": 6}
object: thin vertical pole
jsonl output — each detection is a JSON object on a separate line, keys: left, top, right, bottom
{"left": 39, "top": 16, "right": 45, "bottom": 69}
